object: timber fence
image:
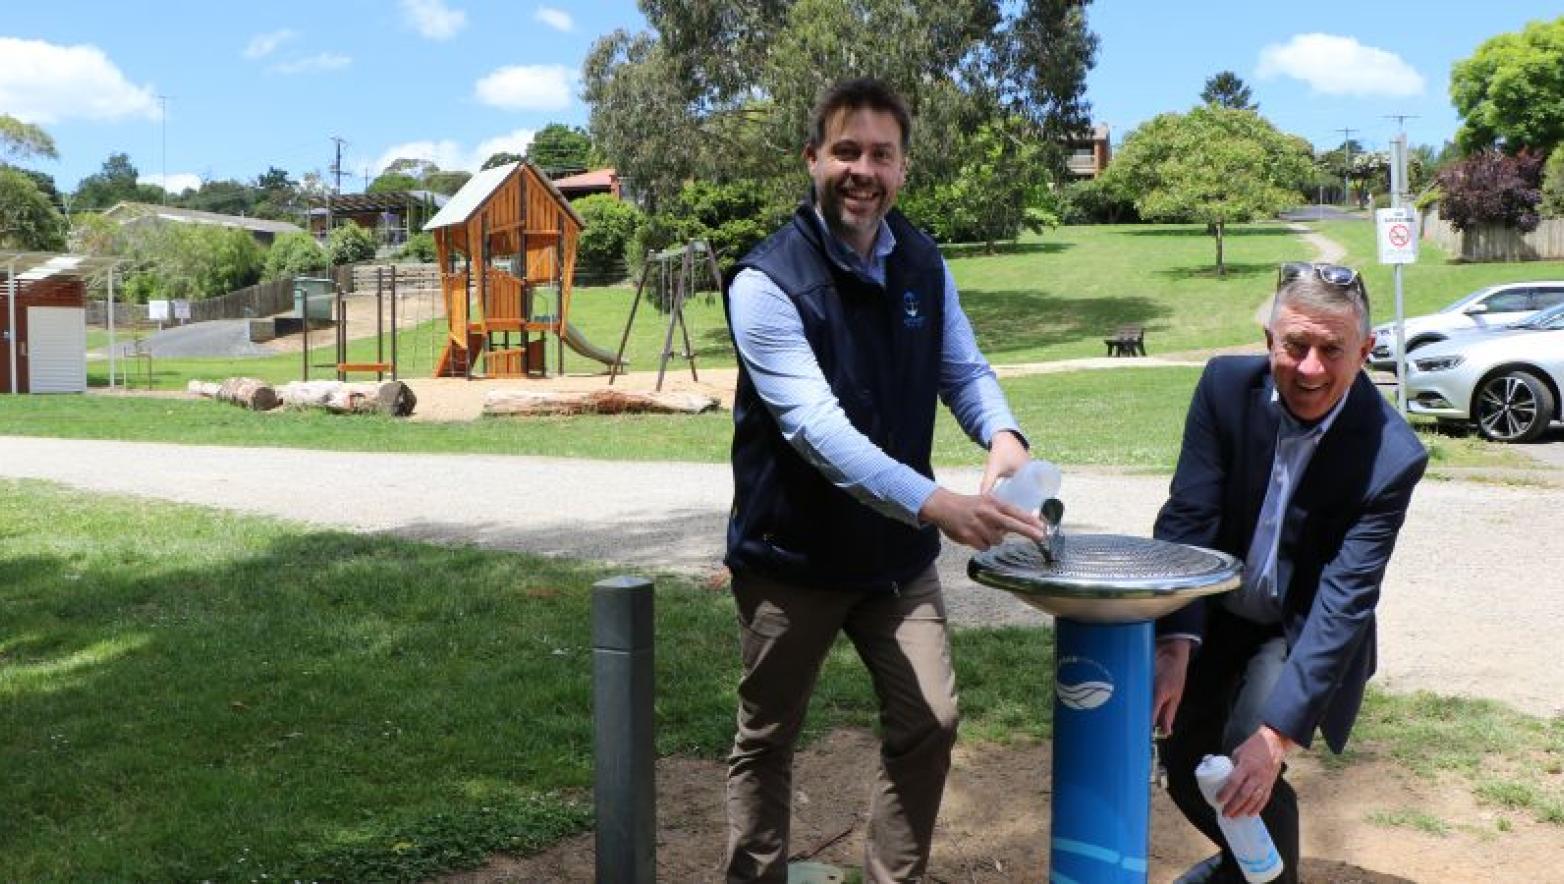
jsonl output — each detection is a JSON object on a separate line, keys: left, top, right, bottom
{"left": 1421, "top": 211, "right": 1564, "bottom": 262}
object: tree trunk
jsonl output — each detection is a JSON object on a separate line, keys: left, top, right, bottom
{"left": 275, "top": 380, "right": 418, "bottom": 416}
{"left": 186, "top": 377, "right": 280, "bottom": 411}
{"left": 1215, "top": 221, "right": 1226, "bottom": 277}
{"left": 482, "top": 388, "right": 718, "bottom": 416}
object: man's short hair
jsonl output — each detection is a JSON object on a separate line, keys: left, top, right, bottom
{"left": 806, "top": 78, "right": 912, "bottom": 153}
{"left": 1271, "top": 274, "right": 1371, "bottom": 338}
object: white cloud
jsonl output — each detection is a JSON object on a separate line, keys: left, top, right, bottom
{"left": 270, "top": 53, "right": 353, "bottom": 75}
{"left": 473, "top": 128, "right": 537, "bottom": 166}
{"left": 372, "top": 128, "right": 537, "bottom": 176}
{"left": 374, "top": 140, "right": 468, "bottom": 177}
{"left": 0, "top": 37, "right": 158, "bottom": 124}
{"left": 243, "top": 29, "right": 296, "bottom": 60}
{"left": 474, "top": 65, "right": 573, "bottom": 111}
{"left": 401, "top": 0, "right": 467, "bottom": 40}
{"left": 138, "top": 172, "right": 203, "bottom": 194}
{"left": 535, "top": 7, "right": 573, "bottom": 32}
{"left": 1256, "top": 33, "right": 1425, "bottom": 98}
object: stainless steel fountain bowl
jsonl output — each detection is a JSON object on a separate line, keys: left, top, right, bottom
{"left": 968, "top": 533, "right": 1242, "bottom": 623}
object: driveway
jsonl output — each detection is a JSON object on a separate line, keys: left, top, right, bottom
{"left": 2, "top": 435, "right": 1561, "bottom": 718}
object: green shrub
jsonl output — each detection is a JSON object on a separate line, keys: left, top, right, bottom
{"left": 573, "top": 193, "right": 642, "bottom": 280}
{"left": 327, "top": 222, "right": 377, "bottom": 265}
{"left": 397, "top": 231, "right": 437, "bottom": 263}
{"left": 122, "top": 223, "right": 264, "bottom": 300}
{"left": 1059, "top": 177, "right": 1141, "bottom": 225}
{"left": 1542, "top": 149, "right": 1564, "bottom": 219}
{"left": 630, "top": 181, "right": 787, "bottom": 283}
{"left": 263, "top": 231, "right": 329, "bottom": 281}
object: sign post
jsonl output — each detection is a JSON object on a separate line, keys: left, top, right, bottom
{"left": 1376, "top": 134, "right": 1417, "bottom": 415}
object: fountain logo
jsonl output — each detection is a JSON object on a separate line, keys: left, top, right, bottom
{"left": 1056, "top": 655, "right": 1114, "bottom": 711}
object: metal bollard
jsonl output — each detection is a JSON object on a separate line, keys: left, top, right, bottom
{"left": 592, "top": 576, "right": 656, "bottom": 884}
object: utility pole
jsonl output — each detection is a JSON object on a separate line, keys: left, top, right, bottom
{"left": 1335, "top": 126, "right": 1357, "bottom": 208}
{"left": 329, "top": 136, "right": 348, "bottom": 195}
{"left": 158, "top": 94, "right": 171, "bottom": 204}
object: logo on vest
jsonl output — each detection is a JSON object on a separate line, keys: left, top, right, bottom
{"left": 1056, "top": 655, "right": 1114, "bottom": 711}
{"left": 902, "top": 291, "right": 927, "bottom": 329}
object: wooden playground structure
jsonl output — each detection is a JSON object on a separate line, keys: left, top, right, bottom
{"left": 425, "top": 161, "right": 621, "bottom": 379}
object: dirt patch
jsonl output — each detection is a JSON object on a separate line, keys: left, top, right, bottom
{"left": 404, "top": 370, "right": 740, "bottom": 421}
{"left": 443, "top": 729, "right": 1556, "bottom": 883}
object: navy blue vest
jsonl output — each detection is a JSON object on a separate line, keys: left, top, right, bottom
{"left": 723, "top": 203, "right": 946, "bottom": 591}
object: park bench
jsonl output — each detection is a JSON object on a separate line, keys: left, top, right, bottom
{"left": 1103, "top": 324, "right": 1146, "bottom": 357}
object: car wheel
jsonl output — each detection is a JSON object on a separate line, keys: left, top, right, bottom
{"left": 1406, "top": 336, "right": 1443, "bottom": 353}
{"left": 1474, "top": 370, "right": 1557, "bottom": 443}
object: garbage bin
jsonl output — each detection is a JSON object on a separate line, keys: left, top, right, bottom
{"left": 293, "top": 277, "right": 335, "bottom": 322}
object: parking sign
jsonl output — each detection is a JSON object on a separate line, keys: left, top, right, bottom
{"left": 1376, "top": 208, "right": 1418, "bottom": 264}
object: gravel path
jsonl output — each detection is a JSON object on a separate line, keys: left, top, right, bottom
{"left": 3, "top": 435, "right": 1560, "bottom": 717}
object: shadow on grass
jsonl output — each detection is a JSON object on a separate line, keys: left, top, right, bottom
{"left": 941, "top": 240, "right": 1073, "bottom": 258}
{"left": 959, "top": 289, "right": 1168, "bottom": 356}
{"left": 1153, "top": 261, "right": 1277, "bottom": 281}
{"left": 1121, "top": 226, "right": 1295, "bottom": 238}
{"left": 0, "top": 520, "right": 740, "bottom": 881}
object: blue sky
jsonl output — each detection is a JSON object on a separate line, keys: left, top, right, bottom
{"left": 2, "top": 1, "right": 1557, "bottom": 194}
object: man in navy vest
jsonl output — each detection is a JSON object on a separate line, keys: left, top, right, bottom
{"left": 721, "top": 78, "right": 1047, "bottom": 883}
{"left": 1153, "top": 266, "right": 1428, "bottom": 883}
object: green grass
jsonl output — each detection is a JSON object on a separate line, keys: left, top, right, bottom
{"left": 1306, "top": 219, "right": 1564, "bottom": 325}
{"left": 3, "top": 367, "right": 1204, "bottom": 468}
{"left": 2, "top": 363, "right": 1534, "bottom": 473}
{"left": 1366, "top": 807, "right": 1451, "bottom": 837}
{"left": 5, "top": 479, "right": 1562, "bottom": 879}
{"left": 935, "top": 223, "right": 1311, "bottom": 361}
{"left": 88, "top": 283, "right": 738, "bottom": 392}
{"left": 0, "top": 479, "right": 1059, "bottom": 880}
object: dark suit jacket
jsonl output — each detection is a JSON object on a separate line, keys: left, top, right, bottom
{"left": 1154, "top": 356, "right": 1427, "bottom": 753}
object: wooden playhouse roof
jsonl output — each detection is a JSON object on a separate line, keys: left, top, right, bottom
{"left": 422, "top": 162, "right": 583, "bottom": 232}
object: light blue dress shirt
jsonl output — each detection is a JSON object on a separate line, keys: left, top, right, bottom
{"left": 727, "top": 214, "right": 1023, "bottom": 527}
{"left": 1222, "top": 381, "right": 1352, "bottom": 624}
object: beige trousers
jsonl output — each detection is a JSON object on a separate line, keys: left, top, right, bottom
{"left": 723, "top": 565, "right": 958, "bottom": 883}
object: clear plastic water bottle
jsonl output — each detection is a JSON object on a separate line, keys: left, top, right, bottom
{"left": 1194, "top": 754, "right": 1284, "bottom": 883}
{"left": 991, "top": 459, "right": 1061, "bottom": 518}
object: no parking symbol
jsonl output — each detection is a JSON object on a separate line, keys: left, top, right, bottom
{"left": 1376, "top": 208, "right": 1418, "bottom": 264}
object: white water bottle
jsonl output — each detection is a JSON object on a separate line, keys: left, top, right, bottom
{"left": 1194, "top": 755, "right": 1283, "bottom": 883}
{"left": 992, "top": 459, "right": 1062, "bottom": 518}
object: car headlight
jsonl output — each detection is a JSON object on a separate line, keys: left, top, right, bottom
{"left": 1413, "top": 354, "right": 1464, "bottom": 372}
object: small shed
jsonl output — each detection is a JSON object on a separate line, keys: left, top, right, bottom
{"left": 0, "top": 252, "right": 117, "bottom": 394}
{"left": 424, "top": 162, "right": 583, "bottom": 378}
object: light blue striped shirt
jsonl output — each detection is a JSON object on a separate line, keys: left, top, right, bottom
{"left": 728, "top": 215, "right": 1023, "bottom": 527}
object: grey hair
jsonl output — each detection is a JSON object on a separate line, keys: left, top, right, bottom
{"left": 1269, "top": 275, "right": 1371, "bottom": 338}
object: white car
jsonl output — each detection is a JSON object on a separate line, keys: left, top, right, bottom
{"left": 1405, "top": 302, "right": 1564, "bottom": 443}
{"left": 1370, "top": 281, "right": 1564, "bottom": 369}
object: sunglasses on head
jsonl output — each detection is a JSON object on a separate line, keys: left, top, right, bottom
{"left": 1277, "top": 262, "right": 1361, "bottom": 290}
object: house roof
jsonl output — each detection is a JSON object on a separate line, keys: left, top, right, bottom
{"left": 552, "top": 168, "right": 617, "bottom": 190}
{"left": 0, "top": 250, "right": 128, "bottom": 283}
{"left": 423, "top": 161, "right": 583, "bottom": 232}
{"left": 324, "top": 190, "right": 449, "bottom": 214}
{"left": 102, "top": 202, "right": 302, "bottom": 235}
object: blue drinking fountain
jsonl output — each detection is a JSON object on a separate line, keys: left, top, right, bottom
{"left": 969, "top": 530, "right": 1240, "bottom": 883}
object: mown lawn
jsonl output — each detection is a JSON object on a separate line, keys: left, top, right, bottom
{"left": 0, "top": 479, "right": 1052, "bottom": 881}
{"left": 4, "top": 480, "right": 1559, "bottom": 880}
{"left": 1306, "top": 219, "right": 1564, "bottom": 323}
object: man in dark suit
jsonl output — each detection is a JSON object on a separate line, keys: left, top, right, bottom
{"left": 1152, "top": 264, "right": 1429, "bottom": 884}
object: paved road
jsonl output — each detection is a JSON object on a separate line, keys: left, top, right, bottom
{"left": 3, "top": 435, "right": 1561, "bottom": 717}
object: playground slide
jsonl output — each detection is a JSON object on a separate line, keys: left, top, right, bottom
{"left": 563, "top": 322, "right": 626, "bottom": 368}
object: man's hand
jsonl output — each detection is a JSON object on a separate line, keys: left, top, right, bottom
{"left": 1153, "top": 638, "right": 1193, "bottom": 736}
{"left": 919, "top": 487, "right": 1044, "bottom": 551}
{"left": 1217, "top": 725, "right": 1295, "bottom": 817}
{"left": 979, "top": 430, "right": 1031, "bottom": 494}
